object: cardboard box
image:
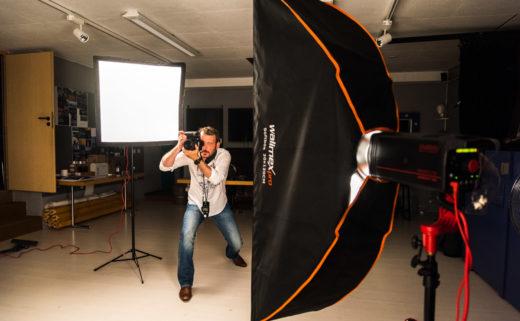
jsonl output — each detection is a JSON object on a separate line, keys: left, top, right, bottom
{"left": 88, "top": 154, "right": 107, "bottom": 163}
{"left": 90, "top": 162, "right": 109, "bottom": 176}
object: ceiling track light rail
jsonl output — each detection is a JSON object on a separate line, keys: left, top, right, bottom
{"left": 38, "top": 0, "right": 173, "bottom": 63}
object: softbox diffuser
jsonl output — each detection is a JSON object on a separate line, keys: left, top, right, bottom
{"left": 95, "top": 57, "right": 185, "bottom": 145}
{"left": 252, "top": 1, "right": 399, "bottom": 320}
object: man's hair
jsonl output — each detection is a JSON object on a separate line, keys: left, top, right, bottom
{"left": 199, "top": 126, "right": 220, "bottom": 142}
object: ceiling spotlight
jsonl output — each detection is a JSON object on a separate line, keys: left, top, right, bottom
{"left": 376, "top": 32, "right": 392, "bottom": 47}
{"left": 67, "top": 14, "right": 89, "bottom": 43}
{"left": 73, "top": 25, "right": 89, "bottom": 43}
{"left": 376, "top": 19, "right": 393, "bottom": 48}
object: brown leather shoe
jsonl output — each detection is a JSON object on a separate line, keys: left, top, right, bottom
{"left": 179, "top": 286, "right": 192, "bottom": 302}
{"left": 232, "top": 255, "right": 247, "bottom": 267}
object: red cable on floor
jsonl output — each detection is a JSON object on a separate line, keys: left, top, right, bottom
{"left": 1, "top": 148, "right": 130, "bottom": 259}
{"left": 68, "top": 174, "right": 128, "bottom": 256}
{"left": 451, "top": 181, "right": 472, "bottom": 321}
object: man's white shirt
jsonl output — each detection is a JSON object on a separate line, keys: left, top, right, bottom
{"left": 159, "top": 148, "right": 230, "bottom": 216}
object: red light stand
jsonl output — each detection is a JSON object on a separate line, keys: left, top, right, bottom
{"left": 411, "top": 207, "right": 458, "bottom": 321}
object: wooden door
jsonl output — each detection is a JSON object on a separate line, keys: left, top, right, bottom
{"left": 4, "top": 51, "right": 56, "bottom": 193}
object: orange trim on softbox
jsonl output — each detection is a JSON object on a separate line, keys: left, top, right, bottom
{"left": 325, "top": 2, "right": 400, "bottom": 133}
{"left": 279, "top": 0, "right": 366, "bottom": 134}
{"left": 261, "top": 178, "right": 371, "bottom": 321}
{"left": 260, "top": 2, "right": 401, "bottom": 320}
{"left": 332, "top": 183, "right": 400, "bottom": 306}
{"left": 324, "top": 2, "right": 391, "bottom": 79}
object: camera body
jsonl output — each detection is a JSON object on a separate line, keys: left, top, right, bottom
{"left": 183, "top": 131, "right": 204, "bottom": 150}
{"left": 202, "top": 201, "right": 210, "bottom": 218}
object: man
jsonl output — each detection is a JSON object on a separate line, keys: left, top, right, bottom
{"left": 159, "top": 126, "right": 247, "bottom": 302}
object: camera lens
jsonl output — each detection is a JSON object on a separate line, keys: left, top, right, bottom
{"left": 183, "top": 140, "right": 195, "bottom": 150}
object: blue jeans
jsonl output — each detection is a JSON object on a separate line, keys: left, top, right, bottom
{"left": 178, "top": 203, "right": 243, "bottom": 287}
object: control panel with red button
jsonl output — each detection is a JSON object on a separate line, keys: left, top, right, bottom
{"left": 446, "top": 148, "right": 480, "bottom": 190}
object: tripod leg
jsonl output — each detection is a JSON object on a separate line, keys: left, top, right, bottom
{"left": 92, "top": 151, "right": 161, "bottom": 282}
{"left": 94, "top": 253, "right": 125, "bottom": 271}
{"left": 135, "top": 249, "right": 163, "bottom": 260}
{"left": 133, "top": 256, "right": 144, "bottom": 284}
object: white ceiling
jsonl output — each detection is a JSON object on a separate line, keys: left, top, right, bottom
{"left": 0, "top": 0, "right": 519, "bottom": 79}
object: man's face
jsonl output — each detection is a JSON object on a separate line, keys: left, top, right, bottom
{"left": 200, "top": 133, "right": 219, "bottom": 160}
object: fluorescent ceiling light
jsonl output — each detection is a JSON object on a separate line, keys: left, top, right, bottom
{"left": 122, "top": 9, "right": 199, "bottom": 57}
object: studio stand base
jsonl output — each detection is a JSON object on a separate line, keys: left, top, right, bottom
{"left": 71, "top": 224, "right": 90, "bottom": 229}
{"left": 93, "top": 147, "right": 161, "bottom": 283}
{"left": 94, "top": 248, "right": 162, "bottom": 284}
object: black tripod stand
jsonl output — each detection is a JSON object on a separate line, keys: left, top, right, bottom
{"left": 94, "top": 147, "right": 162, "bottom": 283}
{"left": 411, "top": 235, "right": 440, "bottom": 321}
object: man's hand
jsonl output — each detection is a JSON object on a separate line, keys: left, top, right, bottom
{"left": 160, "top": 130, "right": 190, "bottom": 168}
{"left": 177, "top": 131, "right": 187, "bottom": 150}
{"left": 183, "top": 144, "right": 200, "bottom": 162}
{"left": 185, "top": 143, "right": 212, "bottom": 178}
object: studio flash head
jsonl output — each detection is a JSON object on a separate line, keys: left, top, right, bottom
{"left": 183, "top": 131, "right": 204, "bottom": 150}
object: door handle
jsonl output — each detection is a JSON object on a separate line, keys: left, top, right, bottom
{"left": 38, "top": 116, "right": 51, "bottom": 126}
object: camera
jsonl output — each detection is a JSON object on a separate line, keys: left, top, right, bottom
{"left": 202, "top": 201, "right": 210, "bottom": 218}
{"left": 183, "top": 131, "right": 204, "bottom": 150}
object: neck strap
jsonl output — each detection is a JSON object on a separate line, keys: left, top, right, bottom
{"left": 204, "top": 151, "right": 216, "bottom": 164}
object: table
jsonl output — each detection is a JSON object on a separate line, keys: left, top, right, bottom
{"left": 177, "top": 178, "right": 253, "bottom": 209}
{"left": 57, "top": 173, "right": 144, "bottom": 228}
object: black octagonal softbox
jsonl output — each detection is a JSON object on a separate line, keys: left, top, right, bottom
{"left": 252, "top": 1, "right": 399, "bottom": 320}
